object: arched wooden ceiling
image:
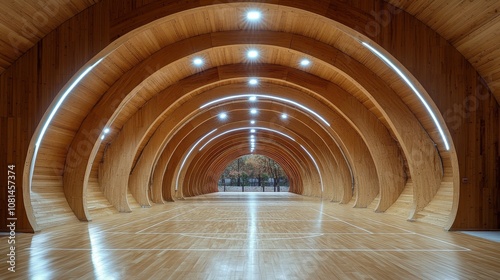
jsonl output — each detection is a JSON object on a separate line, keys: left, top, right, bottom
{"left": 1, "top": 0, "right": 498, "bottom": 101}
{"left": 25, "top": 2, "right": 454, "bottom": 231}
{"left": 3, "top": 0, "right": 495, "bottom": 233}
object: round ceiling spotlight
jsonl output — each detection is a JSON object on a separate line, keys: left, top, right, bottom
{"left": 219, "top": 112, "right": 228, "bottom": 120}
{"left": 300, "top": 59, "right": 311, "bottom": 67}
{"left": 281, "top": 113, "right": 288, "bottom": 119}
{"left": 250, "top": 108, "right": 258, "bottom": 115}
{"left": 246, "top": 11, "right": 262, "bottom": 21}
{"left": 247, "top": 49, "right": 259, "bottom": 59}
{"left": 193, "top": 57, "right": 204, "bottom": 66}
{"left": 248, "top": 78, "right": 259, "bottom": 86}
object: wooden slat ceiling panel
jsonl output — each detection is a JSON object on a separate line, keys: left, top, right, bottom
{"left": 31, "top": 4, "right": 446, "bottom": 179}
{"left": 0, "top": 8, "right": 437, "bottom": 218}
{"left": 0, "top": 1, "right": 499, "bottom": 101}
{"left": 0, "top": 0, "right": 99, "bottom": 73}
{"left": 390, "top": 0, "right": 497, "bottom": 45}
{"left": 386, "top": 0, "right": 500, "bottom": 98}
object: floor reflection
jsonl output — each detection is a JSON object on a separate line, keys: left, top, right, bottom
{"left": 0, "top": 192, "right": 498, "bottom": 279}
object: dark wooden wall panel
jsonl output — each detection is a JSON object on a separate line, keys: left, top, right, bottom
{"left": 0, "top": 2, "right": 109, "bottom": 232}
{"left": 0, "top": 48, "right": 38, "bottom": 232}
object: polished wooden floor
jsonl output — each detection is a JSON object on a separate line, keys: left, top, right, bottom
{"left": 2, "top": 192, "right": 500, "bottom": 279}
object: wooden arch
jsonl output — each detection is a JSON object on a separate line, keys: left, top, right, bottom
{"left": 34, "top": 5, "right": 451, "bottom": 228}
{"left": 14, "top": 0, "right": 497, "bottom": 233}
{"left": 59, "top": 39, "right": 442, "bottom": 219}
{"left": 185, "top": 140, "right": 305, "bottom": 196}
{"left": 181, "top": 132, "right": 315, "bottom": 197}
{"left": 170, "top": 111, "right": 336, "bottom": 198}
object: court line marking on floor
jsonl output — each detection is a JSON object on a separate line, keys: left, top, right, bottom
{"left": 90, "top": 195, "right": 470, "bottom": 252}
{"left": 177, "top": 233, "right": 325, "bottom": 240}
{"left": 136, "top": 207, "right": 200, "bottom": 234}
{"left": 102, "top": 205, "right": 191, "bottom": 232}
{"left": 105, "top": 232, "right": 416, "bottom": 235}
{"left": 26, "top": 231, "right": 469, "bottom": 251}
{"left": 310, "top": 208, "right": 373, "bottom": 234}
{"left": 414, "top": 233, "right": 471, "bottom": 251}
{"left": 33, "top": 248, "right": 471, "bottom": 252}
{"left": 363, "top": 218, "right": 415, "bottom": 233}
{"left": 366, "top": 218, "right": 471, "bottom": 251}
{"left": 161, "top": 219, "right": 340, "bottom": 222}
{"left": 186, "top": 203, "right": 470, "bottom": 251}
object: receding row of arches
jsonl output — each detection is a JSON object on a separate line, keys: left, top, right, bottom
{"left": 13, "top": 1, "right": 497, "bottom": 233}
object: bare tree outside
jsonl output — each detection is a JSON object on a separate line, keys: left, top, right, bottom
{"left": 219, "top": 155, "right": 289, "bottom": 192}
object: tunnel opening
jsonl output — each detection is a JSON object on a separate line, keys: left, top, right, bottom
{"left": 218, "top": 155, "right": 289, "bottom": 192}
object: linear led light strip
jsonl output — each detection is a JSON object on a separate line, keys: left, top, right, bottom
{"left": 199, "top": 127, "right": 294, "bottom": 151}
{"left": 29, "top": 57, "right": 105, "bottom": 189}
{"left": 175, "top": 129, "right": 218, "bottom": 191}
{"left": 362, "top": 42, "right": 450, "bottom": 151}
{"left": 36, "top": 57, "right": 105, "bottom": 147}
{"left": 200, "top": 94, "right": 330, "bottom": 127}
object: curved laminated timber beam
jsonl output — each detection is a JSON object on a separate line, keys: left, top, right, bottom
{"left": 5, "top": 0, "right": 495, "bottom": 233}
{"left": 181, "top": 132, "right": 314, "bottom": 197}
{"left": 192, "top": 142, "right": 305, "bottom": 196}
{"left": 184, "top": 140, "right": 303, "bottom": 195}
{"left": 50, "top": 24, "right": 447, "bottom": 222}
{"left": 174, "top": 114, "right": 335, "bottom": 198}
{"left": 64, "top": 41, "right": 440, "bottom": 220}
{"left": 143, "top": 104, "right": 339, "bottom": 202}
{"left": 121, "top": 78, "right": 389, "bottom": 206}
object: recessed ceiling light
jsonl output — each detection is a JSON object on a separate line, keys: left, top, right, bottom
{"left": 250, "top": 108, "right": 258, "bottom": 115}
{"left": 246, "top": 11, "right": 261, "bottom": 21}
{"left": 249, "top": 96, "right": 257, "bottom": 102}
{"left": 219, "top": 112, "right": 228, "bottom": 120}
{"left": 249, "top": 78, "right": 259, "bottom": 86}
{"left": 193, "top": 57, "right": 204, "bottom": 66}
{"left": 103, "top": 128, "right": 110, "bottom": 134}
{"left": 100, "top": 135, "right": 105, "bottom": 140}
{"left": 250, "top": 120, "right": 256, "bottom": 125}
{"left": 247, "top": 50, "right": 259, "bottom": 59}
{"left": 300, "top": 59, "right": 311, "bottom": 66}
{"left": 281, "top": 114, "right": 288, "bottom": 119}
{"left": 250, "top": 129, "right": 256, "bottom": 133}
